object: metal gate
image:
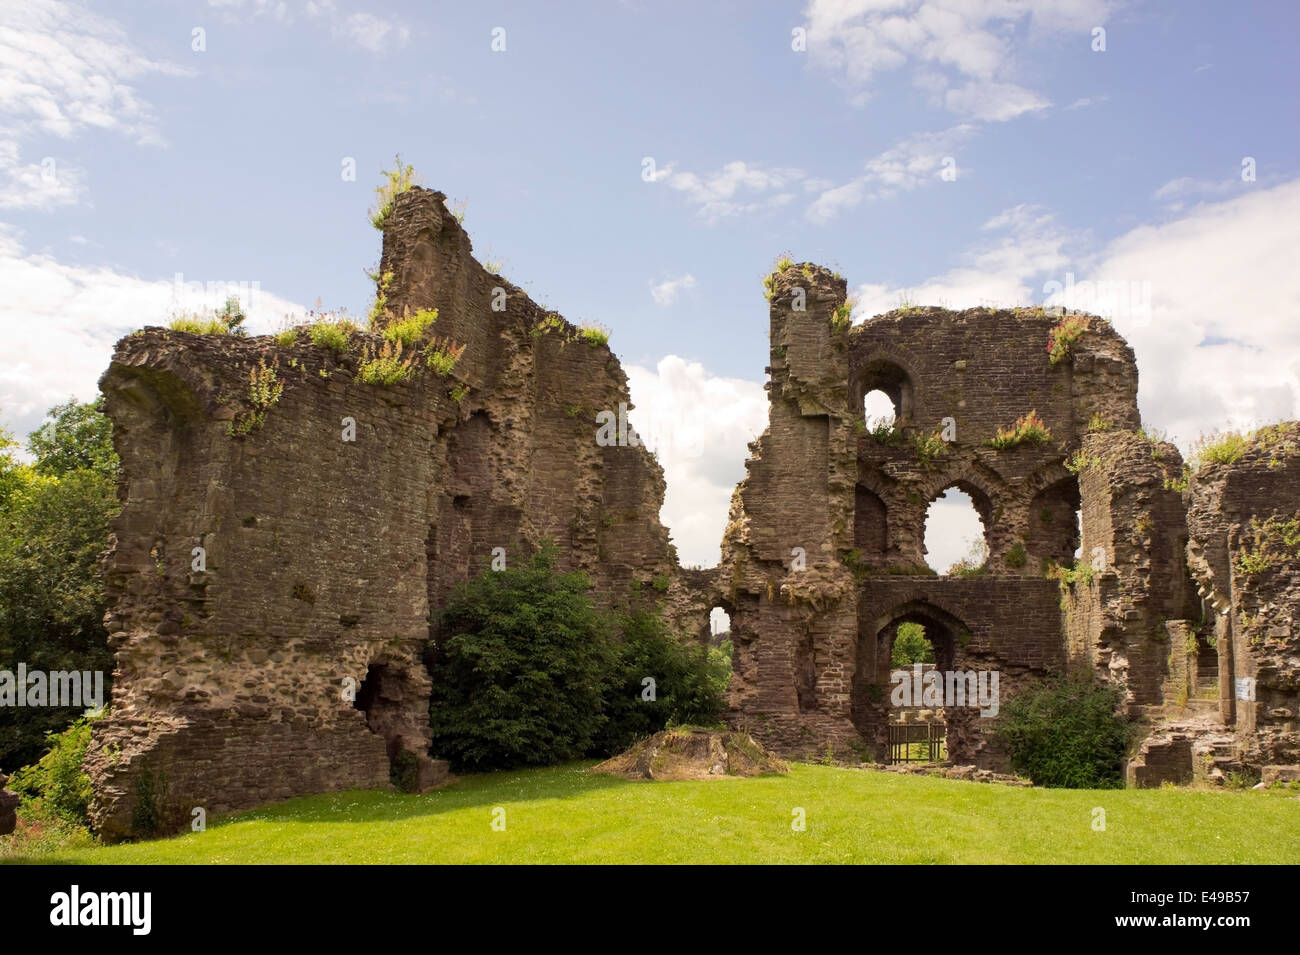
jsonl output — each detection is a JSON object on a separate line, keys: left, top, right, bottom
{"left": 888, "top": 722, "right": 946, "bottom": 764}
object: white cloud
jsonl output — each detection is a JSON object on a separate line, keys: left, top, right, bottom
{"left": 625, "top": 356, "right": 767, "bottom": 568}
{"left": 849, "top": 179, "right": 1300, "bottom": 452}
{"left": 1064, "top": 94, "right": 1109, "bottom": 110}
{"left": 0, "top": 144, "right": 86, "bottom": 210}
{"left": 854, "top": 202, "right": 1071, "bottom": 313}
{"left": 805, "top": 0, "right": 1116, "bottom": 120}
{"left": 806, "top": 124, "right": 975, "bottom": 223}
{"left": 0, "top": 0, "right": 188, "bottom": 145}
{"left": 0, "top": 229, "right": 305, "bottom": 445}
{"left": 944, "top": 81, "right": 1049, "bottom": 121}
{"left": 650, "top": 273, "right": 696, "bottom": 306}
{"left": 661, "top": 160, "right": 805, "bottom": 223}
{"left": 334, "top": 12, "right": 410, "bottom": 52}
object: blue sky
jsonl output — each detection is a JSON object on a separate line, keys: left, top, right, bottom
{"left": 3, "top": 0, "right": 1299, "bottom": 568}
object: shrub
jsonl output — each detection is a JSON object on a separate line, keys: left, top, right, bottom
{"left": 168, "top": 296, "right": 247, "bottom": 336}
{"left": 131, "top": 766, "right": 167, "bottom": 838}
{"left": 593, "top": 608, "right": 729, "bottom": 755}
{"left": 1005, "top": 541, "right": 1028, "bottom": 568}
{"left": 1047, "top": 314, "right": 1090, "bottom": 365}
{"left": 9, "top": 713, "right": 99, "bottom": 826}
{"left": 370, "top": 155, "right": 421, "bottom": 230}
{"left": 868, "top": 421, "right": 905, "bottom": 445}
{"left": 357, "top": 340, "right": 417, "bottom": 386}
{"left": 427, "top": 547, "right": 728, "bottom": 769}
{"left": 995, "top": 676, "right": 1131, "bottom": 788}
{"left": 577, "top": 322, "right": 609, "bottom": 347}
{"left": 274, "top": 327, "right": 299, "bottom": 347}
{"left": 831, "top": 299, "right": 855, "bottom": 334}
{"left": 913, "top": 429, "right": 948, "bottom": 466}
{"left": 426, "top": 338, "right": 466, "bottom": 375}
{"left": 169, "top": 315, "right": 229, "bottom": 335}
{"left": 1190, "top": 431, "right": 1249, "bottom": 471}
{"left": 308, "top": 319, "right": 357, "bottom": 356}
{"left": 427, "top": 545, "right": 615, "bottom": 770}
{"left": 1236, "top": 513, "right": 1300, "bottom": 577}
{"left": 987, "top": 410, "right": 1052, "bottom": 450}
{"left": 1065, "top": 450, "right": 1099, "bottom": 474}
{"left": 384, "top": 308, "right": 438, "bottom": 347}
{"left": 228, "top": 357, "right": 283, "bottom": 435}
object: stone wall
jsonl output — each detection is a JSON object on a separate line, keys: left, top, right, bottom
{"left": 87, "top": 192, "right": 1300, "bottom": 815}
{"left": 87, "top": 188, "right": 677, "bottom": 838}
{"left": 717, "top": 260, "right": 1232, "bottom": 771}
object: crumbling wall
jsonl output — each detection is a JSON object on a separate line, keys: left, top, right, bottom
{"left": 1186, "top": 424, "right": 1300, "bottom": 768}
{"left": 1069, "top": 430, "right": 1200, "bottom": 706}
{"left": 87, "top": 188, "right": 678, "bottom": 838}
{"left": 719, "top": 266, "right": 1179, "bottom": 768}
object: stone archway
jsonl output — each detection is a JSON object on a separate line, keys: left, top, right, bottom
{"left": 851, "top": 600, "right": 972, "bottom": 761}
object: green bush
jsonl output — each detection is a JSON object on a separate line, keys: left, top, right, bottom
{"left": 9, "top": 713, "right": 99, "bottom": 826}
{"left": 308, "top": 319, "right": 357, "bottom": 356}
{"left": 994, "top": 676, "right": 1131, "bottom": 788}
{"left": 593, "top": 608, "right": 728, "bottom": 755}
{"left": 427, "top": 546, "right": 729, "bottom": 770}
{"left": 427, "top": 545, "right": 615, "bottom": 770}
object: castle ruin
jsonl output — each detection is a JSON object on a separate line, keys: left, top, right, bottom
{"left": 86, "top": 186, "right": 1300, "bottom": 837}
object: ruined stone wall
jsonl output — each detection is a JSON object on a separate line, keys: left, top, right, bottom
{"left": 1069, "top": 430, "right": 1200, "bottom": 706}
{"left": 719, "top": 261, "right": 1183, "bottom": 767}
{"left": 1186, "top": 424, "right": 1300, "bottom": 767}
{"left": 87, "top": 187, "right": 677, "bottom": 838}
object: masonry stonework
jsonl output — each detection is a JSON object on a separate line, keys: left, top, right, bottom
{"left": 87, "top": 195, "right": 1300, "bottom": 836}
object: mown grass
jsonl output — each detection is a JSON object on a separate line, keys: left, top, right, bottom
{"left": 6, "top": 763, "right": 1296, "bottom": 865}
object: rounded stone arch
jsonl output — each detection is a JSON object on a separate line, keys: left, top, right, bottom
{"left": 919, "top": 476, "right": 994, "bottom": 574}
{"left": 850, "top": 351, "right": 918, "bottom": 427}
{"left": 1024, "top": 464, "right": 1082, "bottom": 570}
{"left": 867, "top": 598, "right": 971, "bottom": 681}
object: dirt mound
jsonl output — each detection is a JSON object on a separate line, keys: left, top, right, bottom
{"left": 593, "top": 727, "right": 788, "bottom": 781}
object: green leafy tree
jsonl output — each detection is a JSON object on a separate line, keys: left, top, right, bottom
{"left": 427, "top": 545, "right": 615, "bottom": 770}
{"left": 0, "top": 402, "right": 119, "bottom": 770}
{"left": 994, "top": 676, "right": 1132, "bottom": 788}
{"left": 594, "top": 607, "right": 729, "bottom": 754}
{"left": 891, "top": 622, "right": 935, "bottom": 667}
{"left": 25, "top": 397, "right": 117, "bottom": 480}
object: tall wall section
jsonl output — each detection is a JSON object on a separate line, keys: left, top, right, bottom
{"left": 86, "top": 187, "right": 678, "bottom": 839}
{"left": 717, "top": 260, "right": 1192, "bottom": 766}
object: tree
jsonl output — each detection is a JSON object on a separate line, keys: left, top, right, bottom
{"left": 0, "top": 402, "right": 119, "bottom": 770}
{"left": 594, "top": 607, "right": 729, "bottom": 755}
{"left": 891, "top": 622, "right": 935, "bottom": 667}
{"left": 25, "top": 397, "right": 117, "bottom": 480}
{"left": 427, "top": 545, "right": 614, "bottom": 770}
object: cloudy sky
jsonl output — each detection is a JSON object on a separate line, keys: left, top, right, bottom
{"left": 2, "top": 0, "right": 1298, "bottom": 570}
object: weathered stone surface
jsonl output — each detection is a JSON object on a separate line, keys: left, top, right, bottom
{"left": 90, "top": 197, "right": 1300, "bottom": 821}
{"left": 87, "top": 188, "right": 676, "bottom": 839}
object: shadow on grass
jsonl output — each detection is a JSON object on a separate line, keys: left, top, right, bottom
{"left": 176, "top": 762, "right": 635, "bottom": 829}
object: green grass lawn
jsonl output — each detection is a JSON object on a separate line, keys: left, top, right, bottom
{"left": 7, "top": 762, "right": 1298, "bottom": 864}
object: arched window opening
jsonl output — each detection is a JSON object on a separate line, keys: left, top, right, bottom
{"left": 924, "top": 488, "right": 988, "bottom": 575}
{"left": 857, "top": 360, "right": 913, "bottom": 428}
{"left": 864, "top": 389, "right": 897, "bottom": 432}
